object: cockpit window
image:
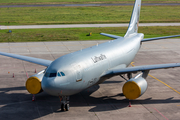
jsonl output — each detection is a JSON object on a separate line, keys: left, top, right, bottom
{"left": 45, "top": 72, "right": 57, "bottom": 77}
{"left": 58, "top": 72, "right": 61, "bottom": 77}
{"left": 57, "top": 72, "right": 65, "bottom": 77}
{"left": 44, "top": 73, "right": 50, "bottom": 77}
{"left": 49, "top": 73, "right": 57, "bottom": 77}
{"left": 61, "top": 72, "right": 65, "bottom": 76}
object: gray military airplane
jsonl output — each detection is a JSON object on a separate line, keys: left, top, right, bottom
{"left": 0, "top": 0, "right": 180, "bottom": 111}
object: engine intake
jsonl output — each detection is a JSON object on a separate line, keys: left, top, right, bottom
{"left": 26, "top": 70, "right": 44, "bottom": 94}
{"left": 122, "top": 77, "right": 147, "bottom": 100}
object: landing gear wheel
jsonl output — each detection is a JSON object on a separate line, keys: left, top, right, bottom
{"left": 61, "top": 103, "right": 65, "bottom": 111}
{"left": 59, "top": 96, "right": 70, "bottom": 111}
{"left": 65, "top": 104, "right": 69, "bottom": 111}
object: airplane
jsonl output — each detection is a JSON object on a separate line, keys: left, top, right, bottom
{"left": 0, "top": 0, "right": 180, "bottom": 111}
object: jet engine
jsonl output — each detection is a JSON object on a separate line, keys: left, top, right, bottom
{"left": 25, "top": 70, "right": 45, "bottom": 94}
{"left": 122, "top": 77, "right": 147, "bottom": 100}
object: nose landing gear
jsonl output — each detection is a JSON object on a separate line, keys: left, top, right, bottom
{"left": 59, "top": 96, "right": 70, "bottom": 111}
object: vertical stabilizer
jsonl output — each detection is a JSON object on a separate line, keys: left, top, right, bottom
{"left": 124, "top": 0, "right": 141, "bottom": 37}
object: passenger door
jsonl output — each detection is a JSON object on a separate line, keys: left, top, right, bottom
{"left": 73, "top": 64, "right": 83, "bottom": 82}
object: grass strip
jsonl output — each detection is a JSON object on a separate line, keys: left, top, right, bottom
{"left": 1, "top": 6, "right": 180, "bottom": 25}
{"left": 0, "top": 0, "right": 180, "bottom": 5}
{"left": 0, "top": 26, "right": 179, "bottom": 42}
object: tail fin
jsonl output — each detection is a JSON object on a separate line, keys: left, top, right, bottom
{"left": 124, "top": 0, "right": 141, "bottom": 37}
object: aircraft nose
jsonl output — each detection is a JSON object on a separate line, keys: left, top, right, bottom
{"left": 41, "top": 77, "right": 57, "bottom": 96}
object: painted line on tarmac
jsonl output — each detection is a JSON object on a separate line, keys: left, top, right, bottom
{"left": 131, "top": 62, "right": 180, "bottom": 95}
{"left": 153, "top": 107, "right": 169, "bottom": 120}
{"left": 148, "top": 74, "right": 180, "bottom": 94}
{"left": 132, "top": 105, "right": 169, "bottom": 120}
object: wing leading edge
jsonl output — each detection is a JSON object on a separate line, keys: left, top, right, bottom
{"left": 0, "top": 52, "right": 52, "bottom": 67}
{"left": 142, "top": 35, "right": 180, "bottom": 42}
{"left": 104, "top": 63, "right": 180, "bottom": 76}
{"left": 100, "top": 33, "right": 123, "bottom": 39}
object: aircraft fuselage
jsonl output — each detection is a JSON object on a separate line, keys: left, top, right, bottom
{"left": 41, "top": 33, "right": 144, "bottom": 96}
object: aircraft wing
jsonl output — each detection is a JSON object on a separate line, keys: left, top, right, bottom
{"left": 142, "top": 35, "right": 180, "bottom": 42}
{"left": 100, "top": 33, "right": 123, "bottom": 39}
{"left": 104, "top": 63, "right": 180, "bottom": 76}
{"left": 0, "top": 52, "right": 52, "bottom": 67}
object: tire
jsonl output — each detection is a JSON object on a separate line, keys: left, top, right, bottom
{"left": 65, "top": 104, "right": 69, "bottom": 111}
{"left": 61, "top": 103, "right": 65, "bottom": 111}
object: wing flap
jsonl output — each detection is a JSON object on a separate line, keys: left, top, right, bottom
{"left": 0, "top": 52, "right": 52, "bottom": 67}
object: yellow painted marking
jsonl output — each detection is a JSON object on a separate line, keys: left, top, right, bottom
{"left": 177, "top": 105, "right": 180, "bottom": 106}
{"left": 131, "top": 62, "right": 135, "bottom": 67}
{"left": 131, "top": 62, "right": 180, "bottom": 95}
{"left": 148, "top": 74, "right": 180, "bottom": 94}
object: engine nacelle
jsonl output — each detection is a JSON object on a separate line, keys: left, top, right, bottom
{"left": 122, "top": 77, "right": 147, "bottom": 100}
{"left": 25, "top": 70, "right": 45, "bottom": 94}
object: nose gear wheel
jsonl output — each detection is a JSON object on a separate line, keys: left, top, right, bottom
{"left": 59, "top": 96, "right": 70, "bottom": 111}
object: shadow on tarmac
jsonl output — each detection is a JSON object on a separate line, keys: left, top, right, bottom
{"left": 0, "top": 85, "right": 180, "bottom": 119}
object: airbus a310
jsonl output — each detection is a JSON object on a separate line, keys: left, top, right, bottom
{"left": 0, "top": 0, "right": 180, "bottom": 111}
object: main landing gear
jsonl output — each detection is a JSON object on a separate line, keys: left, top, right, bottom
{"left": 59, "top": 96, "right": 70, "bottom": 111}
{"left": 120, "top": 73, "right": 132, "bottom": 81}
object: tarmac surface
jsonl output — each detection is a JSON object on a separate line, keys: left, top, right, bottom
{"left": 0, "top": 39, "right": 180, "bottom": 120}
{"left": 1, "top": 23, "right": 180, "bottom": 29}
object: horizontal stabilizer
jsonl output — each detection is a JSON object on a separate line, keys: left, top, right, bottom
{"left": 100, "top": 33, "right": 122, "bottom": 39}
{"left": 142, "top": 35, "right": 180, "bottom": 42}
{"left": 0, "top": 52, "right": 52, "bottom": 66}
